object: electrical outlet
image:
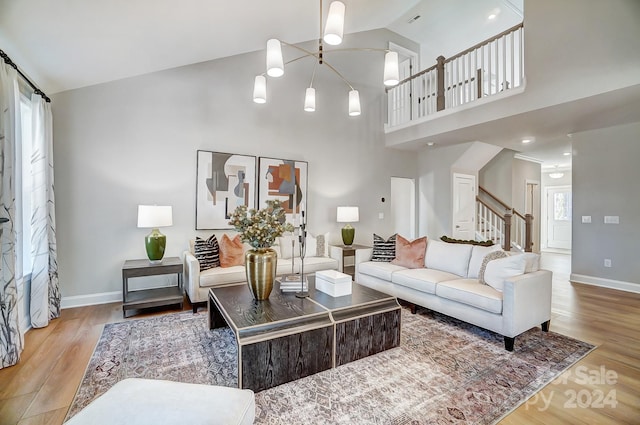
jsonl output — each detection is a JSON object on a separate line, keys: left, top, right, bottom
{"left": 604, "top": 216, "right": 619, "bottom": 224}
{"left": 378, "top": 212, "right": 384, "bottom": 219}
{"left": 581, "top": 216, "right": 591, "bottom": 223}
{"left": 604, "top": 259, "right": 612, "bottom": 268}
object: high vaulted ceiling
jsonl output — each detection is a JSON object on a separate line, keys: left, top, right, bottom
{"left": 3, "top": 0, "right": 590, "bottom": 169}
{"left": 0, "top": 0, "right": 521, "bottom": 94}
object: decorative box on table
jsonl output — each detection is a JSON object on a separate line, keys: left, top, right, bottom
{"left": 315, "top": 269, "right": 352, "bottom": 297}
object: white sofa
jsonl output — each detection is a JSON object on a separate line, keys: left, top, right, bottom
{"left": 183, "top": 234, "right": 338, "bottom": 311}
{"left": 355, "top": 239, "right": 552, "bottom": 351}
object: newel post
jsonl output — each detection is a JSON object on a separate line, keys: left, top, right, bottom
{"left": 436, "top": 55, "right": 445, "bottom": 111}
{"left": 525, "top": 214, "right": 534, "bottom": 252}
{"left": 503, "top": 212, "right": 512, "bottom": 251}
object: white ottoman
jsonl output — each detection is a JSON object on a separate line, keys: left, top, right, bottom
{"left": 65, "top": 378, "right": 255, "bottom": 425}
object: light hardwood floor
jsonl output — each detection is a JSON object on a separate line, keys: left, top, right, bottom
{"left": 1, "top": 253, "right": 638, "bottom": 424}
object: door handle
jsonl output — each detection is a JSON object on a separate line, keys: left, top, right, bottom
{"left": 456, "top": 225, "right": 460, "bottom": 228}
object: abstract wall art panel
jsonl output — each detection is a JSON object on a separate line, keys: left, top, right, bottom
{"left": 196, "top": 150, "right": 257, "bottom": 229}
{"left": 258, "top": 157, "right": 308, "bottom": 224}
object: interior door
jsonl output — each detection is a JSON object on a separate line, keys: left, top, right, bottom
{"left": 546, "top": 186, "right": 572, "bottom": 250}
{"left": 452, "top": 173, "right": 476, "bottom": 239}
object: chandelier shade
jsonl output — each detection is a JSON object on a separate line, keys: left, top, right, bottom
{"left": 323, "top": 1, "right": 345, "bottom": 46}
{"left": 253, "top": 75, "right": 267, "bottom": 104}
{"left": 383, "top": 52, "right": 400, "bottom": 86}
{"left": 304, "top": 87, "right": 316, "bottom": 112}
{"left": 266, "top": 39, "right": 284, "bottom": 77}
{"left": 253, "top": 0, "right": 400, "bottom": 116}
{"left": 348, "top": 90, "right": 361, "bottom": 116}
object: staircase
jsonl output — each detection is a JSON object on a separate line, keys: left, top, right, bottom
{"left": 476, "top": 186, "right": 533, "bottom": 252}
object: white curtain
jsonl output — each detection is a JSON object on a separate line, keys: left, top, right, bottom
{"left": 0, "top": 57, "right": 23, "bottom": 369}
{"left": 29, "top": 95, "right": 59, "bottom": 328}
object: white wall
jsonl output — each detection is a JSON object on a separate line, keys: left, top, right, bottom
{"left": 52, "top": 29, "right": 419, "bottom": 300}
{"left": 571, "top": 122, "right": 640, "bottom": 289}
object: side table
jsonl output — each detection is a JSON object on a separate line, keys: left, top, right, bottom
{"left": 122, "top": 257, "right": 184, "bottom": 318}
{"left": 329, "top": 244, "right": 371, "bottom": 279}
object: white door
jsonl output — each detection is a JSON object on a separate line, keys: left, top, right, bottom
{"left": 546, "top": 186, "right": 572, "bottom": 250}
{"left": 390, "top": 177, "right": 416, "bottom": 239}
{"left": 452, "top": 173, "right": 476, "bottom": 239}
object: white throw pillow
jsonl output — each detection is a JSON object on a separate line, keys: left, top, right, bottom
{"left": 278, "top": 232, "right": 329, "bottom": 259}
{"left": 467, "top": 244, "right": 503, "bottom": 279}
{"left": 425, "top": 240, "right": 473, "bottom": 277}
{"left": 482, "top": 254, "right": 527, "bottom": 292}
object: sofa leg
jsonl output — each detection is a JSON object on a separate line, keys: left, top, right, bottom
{"left": 541, "top": 320, "right": 551, "bottom": 332}
{"left": 410, "top": 304, "right": 418, "bottom": 314}
{"left": 504, "top": 336, "right": 515, "bottom": 351}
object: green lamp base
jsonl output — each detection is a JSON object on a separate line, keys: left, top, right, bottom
{"left": 341, "top": 224, "right": 355, "bottom": 246}
{"left": 145, "top": 228, "right": 166, "bottom": 264}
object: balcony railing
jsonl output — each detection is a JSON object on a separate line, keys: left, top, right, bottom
{"left": 387, "top": 23, "right": 524, "bottom": 128}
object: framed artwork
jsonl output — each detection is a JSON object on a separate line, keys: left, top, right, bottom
{"left": 258, "top": 157, "right": 308, "bottom": 223}
{"left": 195, "top": 150, "right": 257, "bottom": 229}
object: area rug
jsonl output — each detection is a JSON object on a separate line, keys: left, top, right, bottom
{"left": 67, "top": 308, "right": 593, "bottom": 424}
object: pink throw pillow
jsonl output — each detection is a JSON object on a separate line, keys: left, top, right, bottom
{"left": 219, "top": 234, "right": 245, "bottom": 268}
{"left": 391, "top": 235, "right": 427, "bottom": 268}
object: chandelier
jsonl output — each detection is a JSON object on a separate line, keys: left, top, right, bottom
{"left": 252, "top": 0, "right": 400, "bottom": 116}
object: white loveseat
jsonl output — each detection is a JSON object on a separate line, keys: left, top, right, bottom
{"left": 355, "top": 239, "right": 552, "bottom": 351}
{"left": 183, "top": 234, "right": 338, "bottom": 311}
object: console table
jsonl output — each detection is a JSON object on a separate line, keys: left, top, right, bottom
{"left": 122, "top": 257, "right": 184, "bottom": 318}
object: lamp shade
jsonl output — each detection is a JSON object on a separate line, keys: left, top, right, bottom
{"left": 348, "top": 90, "right": 361, "bottom": 116}
{"left": 266, "top": 39, "right": 284, "bottom": 77}
{"left": 323, "top": 1, "right": 345, "bottom": 46}
{"left": 304, "top": 87, "right": 316, "bottom": 112}
{"left": 337, "top": 206, "right": 359, "bottom": 223}
{"left": 137, "top": 205, "right": 173, "bottom": 228}
{"left": 383, "top": 51, "right": 400, "bottom": 86}
{"left": 253, "top": 75, "right": 267, "bottom": 103}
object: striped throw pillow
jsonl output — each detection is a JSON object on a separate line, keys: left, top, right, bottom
{"left": 194, "top": 234, "right": 220, "bottom": 271}
{"left": 372, "top": 234, "right": 397, "bottom": 262}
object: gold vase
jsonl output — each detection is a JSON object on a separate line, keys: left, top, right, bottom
{"left": 245, "top": 248, "right": 277, "bottom": 300}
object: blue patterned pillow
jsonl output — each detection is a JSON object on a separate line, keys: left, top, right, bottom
{"left": 371, "top": 234, "right": 396, "bottom": 262}
{"left": 194, "top": 234, "right": 220, "bottom": 270}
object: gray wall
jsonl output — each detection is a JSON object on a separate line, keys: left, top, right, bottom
{"left": 418, "top": 143, "right": 475, "bottom": 239}
{"left": 572, "top": 122, "right": 640, "bottom": 285}
{"left": 479, "top": 150, "right": 514, "bottom": 205}
{"left": 52, "top": 29, "right": 419, "bottom": 299}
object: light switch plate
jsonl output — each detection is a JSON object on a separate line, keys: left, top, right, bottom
{"left": 604, "top": 216, "right": 619, "bottom": 224}
{"left": 582, "top": 216, "right": 591, "bottom": 223}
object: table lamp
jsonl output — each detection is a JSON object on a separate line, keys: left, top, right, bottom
{"left": 337, "top": 206, "right": 359, "bottom": 246}
{"left": 137, "top": 205, "right": 173, "bottom": 264}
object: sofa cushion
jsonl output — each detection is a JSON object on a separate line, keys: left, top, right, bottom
{"left": 299, "top": 256, "right": 339, "bottom": 273}
{"left": 391, "top": 235, "right": 427, "bottom": 268}
{"left": 193, "top": 234, "right": 220, "bottom": 271}
{"left": 219, "top": 234, "right": 245, "bottom": 267}
{"left": 467, "top": 244, "right": 503, "bottom": 279}
{"left": 436, "top": 279, "right": 503, "bottom": 314}
{"left": 425, "top": 240, "right": 473, "bottom": 277}
{"left": 371, "top": 234, "right": 396, "bottom": 262}
{"left": 200, "top": 265, "right": 247, "bottom": 287}
{"left": 391, "top": 268, "right": 459, "bottom": 294}
{"left": 481, "top": 254, "right": 527, "bottom": 292}
{"left": 358, "top": 261, "right": 406, "bottom": 281}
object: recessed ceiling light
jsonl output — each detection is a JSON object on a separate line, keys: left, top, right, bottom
{"left": 521, "top": 139, "right": 533, "bottom": 144}
{"left": 488, "top": 13, "right": 497, "bottom": 20}
{"left": 426, "top": 142, "right": 435, "bottom": 146}
{"left": 563, "top": 152, "right": 571, "bottom": 156}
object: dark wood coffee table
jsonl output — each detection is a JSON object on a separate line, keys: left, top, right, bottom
{"left": 208, "top": 276, "right": 401, "bottom": 392}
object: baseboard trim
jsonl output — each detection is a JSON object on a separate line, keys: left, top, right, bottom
{"left": 570, "top": 274, "right": 640, "bottom": 294}
{"left": 61, "top": 291, "right": 121, "bottom": 309}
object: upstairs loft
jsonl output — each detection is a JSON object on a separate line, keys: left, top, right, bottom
{"left": 386, "top": 23, "right": 525, "bottom": 131}
{"left": 384, "top": 11, "right": 640, "bottom": 152}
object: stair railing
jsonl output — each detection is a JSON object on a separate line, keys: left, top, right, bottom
{"left": 477, "top": 186, "right": 533, "bottom": 252}
{"left": 387, "top": 22, "right": 524, "bottom": 128}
